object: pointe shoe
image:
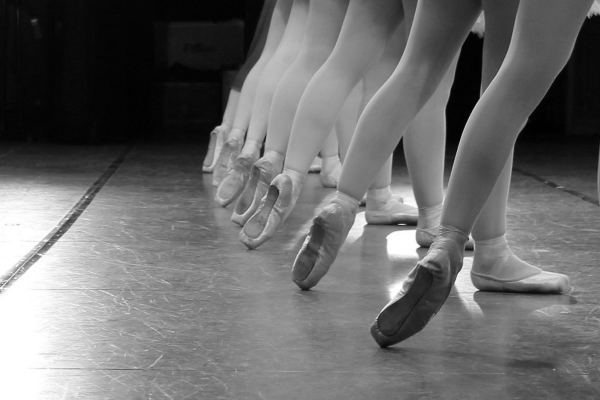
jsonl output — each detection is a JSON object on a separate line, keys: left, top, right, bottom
{"left": 370, "top": 227, "right": 468, "bottom": 347}
{"left": 214, "top": 153, "right": 257, "bottom": 207}
{"left": 212, "top": 137, "right": 243, "bottom": 187}
{"left": 416, "top": 225, "right": 474, "bottom": 250}
{"left": 203, "top": 126, "right": 228, "bottom": 173}
{"left": 365, "top": 189, "right": 418, "bottom": 226}
{"left": 239, "top": 169, "right": 304, "bottom": 249}
{"left": 471, "top": 269, "right": 570, "bottom": 294}
{"left": 231, "top": 156, "right": 282, "bottom": 226}
{"left": 292, "top": 193, "right": 359, "bottom": 290}
{"left": 319, "top": 155, "right": 342, "bottom": 188}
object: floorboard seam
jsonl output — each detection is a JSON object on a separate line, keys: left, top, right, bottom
{"left": 513, "top": 167, "right": 600, "bottom": 207}
{"left": 0, "top": 144, "right": 135, "bottom": 291}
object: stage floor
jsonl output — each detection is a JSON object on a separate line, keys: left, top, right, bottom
{"left": 0, "top": 139, "right": 599, "bottom": 399}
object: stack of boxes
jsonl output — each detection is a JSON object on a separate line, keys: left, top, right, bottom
{"left": 153, "top": 20, "right": 244, "bottom": 140}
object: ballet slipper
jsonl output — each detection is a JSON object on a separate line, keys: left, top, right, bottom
{"left": 214, "top": 152, "right": 258, "bottom": 207}
{"left": 308, "top": 156, "right": 322, "bottom": 173}
{"left": 202, "top": 125, "right": 228, "bottom": 173}
{"left": 319, "top": 154, "right": 342, "bottom": 188}
{"left": 365, "top": 187, "right": 418, "bottom": 225}
{"left": 239, "top": 169, "right": 304, "bottom": 249}
{"left": 470, "top": 236, "right": 570, "bottom": 294}
{"left": 212, "top": 136, "right": 243, "bottom": 187}
{"left": 370, "top": 226, "right": 469, "bottom": 347}
{"left": 231, "top": 152, "right": 284, "bottom": 226}
{"left": 292, "top": 192, "right": 360, "bottom": 290}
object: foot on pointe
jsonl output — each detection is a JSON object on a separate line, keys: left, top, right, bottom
{"left": 365, "top": 186, "right": 417, "bottom": 225}
{"left": 370, "top": 226, "right": 468, "bottom": 347}
{"left": 203, "top": 125, "right": 229, "bottom": 173}
{"left": 212, "top": 134, "right": 243, "bottom": 187}
{"left": 471, "top": 235, "right": 570, "bottom": 293}
{"left": 292, "top": 192, "right": 359, "bottom": 290}
{"left": 214, "top": 152, "right": 257, "bottom": 207}
{"left": 231, "top": 151, "right": 284, "bottom": 226}
{"left": 239, "top": 169, "right": 304, "bottom": 249}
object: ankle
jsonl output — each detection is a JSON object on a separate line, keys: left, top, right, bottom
{"left": 263, "top": 150, "right": 284, "bottom": 168}
{"left": 321, "top": 154, "right": 341, "bottom": 174}
{"left": 242, "top": 139, "right": 262, "bottom": 158}
{"left": 417, "top": 203, "right": 442, "bottom": 233}
{"left": 331, "top": 191, "right": 361, "bottom": 211}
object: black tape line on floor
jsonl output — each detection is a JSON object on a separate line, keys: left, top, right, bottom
{"left": 0, "top": 144, "right": 135, "bottom": 291}
{"left": 513, "top": 167, "right": 600, "bottom": 207}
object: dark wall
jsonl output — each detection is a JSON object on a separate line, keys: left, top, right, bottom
{"left": 2, "top": 1, "right": 598, "bottom": 144}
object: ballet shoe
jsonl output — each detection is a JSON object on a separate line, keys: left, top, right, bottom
{"left": 471, "top": 268, "right": 570, "bottom": 294}
{"left": 308, "top": 156, "right": 322, "bottom": 173}
{"left": 214, "top": 153, "right": 257, "bottom": 207}
{"left": 370, "top": 227, "right": 468, "bottom": 347}
{"left": 365, "top": 190, "right": 417, "bottom": 226}
{"left": 239, "top": 169, "right": 304, "bottom": 249}
{"left": 292, "top": 193, "right": 359, "bottom": 290}
{"left": 231, "top": 156, "right": 282, "bottom": 226}
{"left": 416, "top": 225, "right": 474, "bottom": 250}
{"left": 319, "top": 155, "right": 342, "bottom": 188}
{"left": 470, "top": 237, "right": 570, "bottom": 294}
{"left": 212, "top": 137, "right": 243, "bottom": 187}
{"left": 202, "top": 126, "right": 228, "bottom": 173}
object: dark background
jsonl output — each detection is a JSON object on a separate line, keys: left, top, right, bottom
{"left": 1, "top": 0, "right": 599, "bottom": 145}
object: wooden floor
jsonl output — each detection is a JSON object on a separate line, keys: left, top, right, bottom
{"left": 0, "top": 139, "right": 599, "bottom": 399}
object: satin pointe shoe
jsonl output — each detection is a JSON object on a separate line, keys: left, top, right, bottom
{"left": 239, "top": 169, "right": 304, "bottom": 249}
{"left": 292, "top": 192, "right": 359, "bottom": 290}
{"left": 319, "top": 154, "right": 342, "bottom": 188}
{"left": 370, "top": 227, "right": 469, "bottom": 347}
{"left": 203, "top": 126, "right": 228, "bottom": 173}
{"left": 212, "top": 136, "right": 243, "bottom": 187}
{"left": 214, "top": 152, "right": 258, "bottom": 207}
{"left": 231, "top": 155, "right": 282, "bottom": 227}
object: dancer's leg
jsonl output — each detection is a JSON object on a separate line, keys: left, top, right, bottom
{"left": 441, "top": 0, "right": 593, "bottom": 234}
{"left": 230, "top": 0, "right": 349, "bottom": 217}
{"left": 204, "top": 0, "right": 277, "bottom": 172}
{"left": 360, "top": 20, "right": 420, "bottom": 225}
{"left": 468, "top": 0, "right": 570, "bottom": 293}
{"left": 240, "top": 0, "right": 404, "bottom": 249}
{"left": 284, "top": 0, "right": 404, "bottom": 175}
{"left": 265, "top": 0, "right": 350, "bottom": 188}
{"left": 372, "top": 0, "right": 593, "bottom": 347}
{"left": 337, "top": 0, "right": 480, "bottom": 202}
{"left": 213, "top": 0, "right": 293, "bottom": 185}
{"left": 291, "top": 0, "right": 475, "bottom": 290}
{"left": 241, "top": 0, "right": 310, "bottom": 158}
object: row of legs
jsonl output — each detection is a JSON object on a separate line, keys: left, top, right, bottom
{"left": 203, "top": 0, "right": 597, "bottom": 347}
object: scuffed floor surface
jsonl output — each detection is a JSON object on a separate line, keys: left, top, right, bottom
{"left": 0, "top": 140, "right": 599, "bottom": 399}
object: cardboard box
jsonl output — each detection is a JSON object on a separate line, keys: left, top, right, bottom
{"left": 154, "top": 21, "right": 244, "bottom": 71}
